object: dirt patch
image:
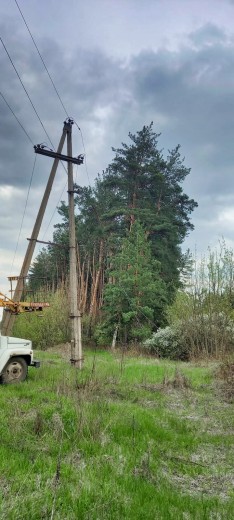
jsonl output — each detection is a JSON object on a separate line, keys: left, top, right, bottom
{"left": 47, "top": 343, "right": 71, "bottom": 360}
{"left": 168, "top": 472, "right": 233, "bottom": 500}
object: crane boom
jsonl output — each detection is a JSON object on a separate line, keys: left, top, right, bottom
{"left": 0, "top": 292, "right": 49, "bottom": 315}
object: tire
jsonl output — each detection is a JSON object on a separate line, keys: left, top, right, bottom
{"left": 1, "top": 357, "right": 28, "bottom": 384}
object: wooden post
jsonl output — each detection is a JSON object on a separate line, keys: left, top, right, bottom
{"left": 1, "top": 127, "right": 67, "bottom": 336}
{"left": 66, "top": 122, "right": 83, "bottom": 369}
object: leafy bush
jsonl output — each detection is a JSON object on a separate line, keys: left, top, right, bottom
{"left": 144, "top": 312, "right": 234, "bottom": 360}
{"left": 144, "top": 325, "right": 189, "bottom": 360}
{"left": 13, "top": 286, "right": 70, "bottom": 349}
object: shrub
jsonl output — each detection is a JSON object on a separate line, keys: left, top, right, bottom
{"left": 13, "top": 285, "right": 70, "bottom": 349}
{"left": 144, "top": 312, "right": 234, "bottom": 360}
{"left": 144, "top": 325, "right": 189, "bottom": 360}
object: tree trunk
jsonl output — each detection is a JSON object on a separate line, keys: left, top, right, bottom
{"left": 89, "top": 239, "right": 104, "bottom": 319}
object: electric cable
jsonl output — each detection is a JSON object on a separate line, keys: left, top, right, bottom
{"left": 74, "top": 121, "right": 92, "bottom": 187}
{"left": 10, "top": 3, "right": 95, "bottom": 275}
{"left": 12, "top": 3, "right": 91, "bottom": 189}
{"left": 41, "top": 179, "right": 68, "bottom": 241}
{"left": 0, "top": 37, "right": 55, "bottom": 151}
{"left": 10, "top": 155, "right": 37, "bottom": 274}
{"left": 14, "top": 0, "right": 70, "bottom": 119}
{"left": 0, "top": 36, "right": 70, "bottom": 181}
{"left": 42, "top": 124, "right": 91, "bottom": 241}
{"left": 0, "top": 90, "right": 34, "bottom": 146}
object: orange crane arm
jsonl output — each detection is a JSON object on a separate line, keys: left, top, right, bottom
{"left": 0, "top": 292, "right": 49, "bottom": 315}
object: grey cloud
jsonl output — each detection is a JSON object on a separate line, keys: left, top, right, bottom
{"left": 128, "top": 28, "right": 234, "bottom": 201}
{"left": 189, "top": 23, "right": 227, "bottom": 47}
{"left": 1, "top": 18, "right": 234, "bottom": 263}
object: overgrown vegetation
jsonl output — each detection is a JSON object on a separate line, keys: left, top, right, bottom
{"left": 0, "top": 349, "right": 233, "bottom": 519}
{"left": 12, "top": 124, "right": 234, "bottom": 359}
{"left": 145, "top": 242, "right": 234, "bottom": 359}
{"left": 14, "top": 242, "right": 234, "bottom": 361}
{"left": 13, "top": 285, "right": 70, "bottom": 349}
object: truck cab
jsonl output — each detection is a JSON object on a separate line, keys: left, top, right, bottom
{"left": 0, "top": 335, "right": 40, "bottom": 384}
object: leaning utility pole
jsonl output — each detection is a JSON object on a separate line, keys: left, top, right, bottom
{"left": 2, "top": 119, "right": 84, "bottom": 369}
{"left": 1, "top": 126, "right": 67, "bottom": 337}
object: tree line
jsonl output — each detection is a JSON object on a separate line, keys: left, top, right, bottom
{"left": 27, "top": 123, "right": 197, "bottom": 346}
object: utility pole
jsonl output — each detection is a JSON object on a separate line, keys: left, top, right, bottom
{"left": 2, "top": 119, "right": 84, "bottom": 369}
{"left": 1, "top": 126, "right": 67, "bottom": 337}
{"left": 67, "top": 122, "right": 83, "bottom": 368}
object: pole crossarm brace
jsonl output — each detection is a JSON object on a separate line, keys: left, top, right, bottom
{"left": 34, "top": 144, "right": 84, "bottom": 165}
{"left": 27, "top": 238, "right": 68, "bottom": 250}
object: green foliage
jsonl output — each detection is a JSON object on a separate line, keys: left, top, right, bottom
{"left": 101, "top": 123, "right": 197, "bottom": 300}
{"left": 96, "top": 222, "right": 167, "bottom": 345}
{"left": 155, "top": 242, "right": 234, "bottom": 359}
{"left": 28, "top": 123, "right": 197, "bottom": 342}
{"left": 13, "top": 285, "right": 70, "bottom": 349}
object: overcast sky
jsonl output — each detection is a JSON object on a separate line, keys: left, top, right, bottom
{"left": 1, "top": 0, "right": 234, "bottom": 299}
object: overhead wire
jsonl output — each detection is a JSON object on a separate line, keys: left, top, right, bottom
{"left": 10, "top": 155, "right": 37, "bottom": 274}
{"left": 41, "top": 180, "right": 68, "bottom": 241}
{"left": 12, "top": 2, "right": 90, "bottom": 237}
{"left": 14, "top": 0, "right": 70, "bottom": 119}
{"left": 10, "top": 0, "right": 92, "bottom": 186}
{"left": 0, "top": 90, "right": 34, "bottom": 146}
{"left": 13, "top": 1, "right": 92, "bottom": 190}
{"left": 8, "top": 1, "right": 93, "bottom": 261}
{"left": 9, "top": 3, "right": 155, "bottom": 330}
{"left": 0, "top": 88, "right": 39, "bottom": 273}
{"left": 0, "top": 37, "right": 55, "bottom": 151}
{"left": 74, "top": 121, "right": 92, "bottom": 187}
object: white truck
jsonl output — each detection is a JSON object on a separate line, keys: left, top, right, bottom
{"left": 0, "top": 335, "right": 40, "bottom": 384}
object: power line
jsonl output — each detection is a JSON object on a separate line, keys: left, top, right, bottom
{"left": 8, "top": 5, "right": 93, "bottom": 246}
{"left": 12, "top": 3, "right": 90, "bottom": 189}
{"left": 41, "top": 179, "right": 68, "bottom": 241}
{"left": 14, "top": 0, "right": 70, "bottom": 119}
{"left": 74, "top": 121, "right": 92, "bottom": 187}
{"left": 0, "top": 90, "right": 34, "bottom": 146}
{"left": 42, "top": 123, "right": 92, "bottom": 241}
{"left": 10, "top": 155, "right": 37, "bottom": 274}
{"left": 12, "top": 3, "right": 91, "bottom": 190}
{"left": 0, "top": 36, "right": 55, "bottom": 150}
{"left": 0, "top": 36, "right": 70, "bottom": 179}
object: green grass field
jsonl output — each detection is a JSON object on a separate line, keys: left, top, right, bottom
{"left": 0, "top": 348, "right": 233, "bottom": 519}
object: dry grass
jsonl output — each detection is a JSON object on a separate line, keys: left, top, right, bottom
{"left": 215, "top": 360, "right": 234, "bottom": 402}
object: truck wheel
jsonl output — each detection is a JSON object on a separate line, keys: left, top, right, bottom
{"left": 1, "top": 357, "right": 28, "bottom": 384}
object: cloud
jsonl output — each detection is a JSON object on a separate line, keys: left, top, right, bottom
{"left": 1, "top": 17, "right": 234, "bottom": 295}
{"left": 189, "top": 23, "right": 227, "bottom": 47}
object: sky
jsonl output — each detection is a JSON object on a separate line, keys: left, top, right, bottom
{"left": 1, "top": 0, "right": 234, "bottom": 300}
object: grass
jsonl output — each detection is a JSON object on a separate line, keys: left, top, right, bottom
{"left": 0, "top": 347, "right": 233, "bottom": 519}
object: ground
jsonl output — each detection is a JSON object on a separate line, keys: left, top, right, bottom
{"left": 0, "top": 346, "right": 233, "bottom": 519}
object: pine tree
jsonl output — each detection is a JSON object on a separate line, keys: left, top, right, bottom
{"left": 101, "top": 123, "right": 197, "bottom": 301}
{"left": 96, "top": 222, "right": 167, "bottom": 345}
{"left": 29, "top": 123, "right": 197, "bottom": 340}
